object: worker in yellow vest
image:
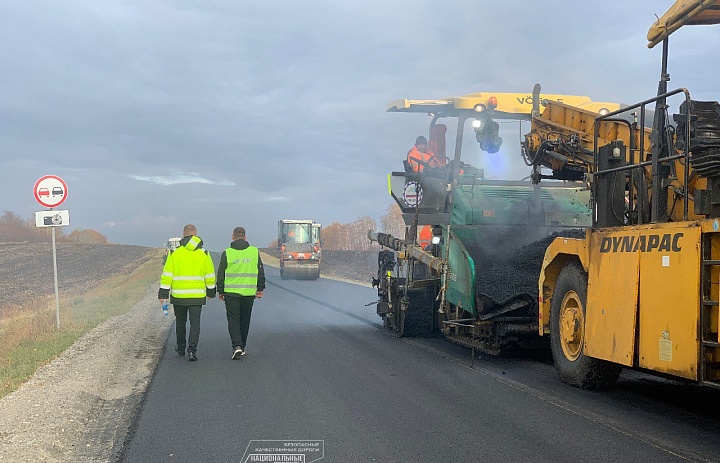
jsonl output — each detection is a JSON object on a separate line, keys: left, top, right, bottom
{"left": 158, "top": 224, "right": 216, "bottom": 361}
{"left": 217, "top": 226, "right": 266, "bottom": 359}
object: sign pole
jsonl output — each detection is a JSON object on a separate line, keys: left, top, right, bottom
{"left": 51, "top": 226, "right": 61, "bottom": 330}
{"left": 33, "top": 174, "right": 69, "bottom": 331}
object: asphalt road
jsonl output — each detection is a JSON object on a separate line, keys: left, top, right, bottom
{"left": 121, "top": 266, "right": 720, "bottom": 463}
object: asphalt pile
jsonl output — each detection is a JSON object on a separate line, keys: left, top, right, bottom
{"left": 474, "top": 229, "right": 585, "bottom": 308}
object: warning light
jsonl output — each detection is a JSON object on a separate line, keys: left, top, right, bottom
{"left": 488, "top": 96, "right": 498, "bottom": 109}
{"left": 476, "top": 119, "right": 503, "bottom": 154}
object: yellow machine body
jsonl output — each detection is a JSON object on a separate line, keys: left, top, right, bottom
{"left": 541, "top": 221, "right": 720, "bottom": 382}
{"left": 387, "top": 92, "right": 619, "bottom": 121}
{"left": 532, "top": 0, "right": 720, "bottom": 384}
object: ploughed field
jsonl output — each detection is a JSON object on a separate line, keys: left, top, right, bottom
{"left": 0, "top": 242, "right": 155, "bottom": 310}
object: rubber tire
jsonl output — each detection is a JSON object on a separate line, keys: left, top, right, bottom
{"left": 550, "top": 261, "right": 622, "bottom": 389}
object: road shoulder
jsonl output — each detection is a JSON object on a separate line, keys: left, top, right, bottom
{"left": 0, "top": 284, "right": 172, "bottom": 463}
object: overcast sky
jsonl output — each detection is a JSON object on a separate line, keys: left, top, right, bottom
{"left": 2, "top": 1, "right": 718, "bottom": 251}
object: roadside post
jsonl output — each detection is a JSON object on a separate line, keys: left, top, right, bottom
{"left": 33, "top": 175, "right": 69, "bottom": 330}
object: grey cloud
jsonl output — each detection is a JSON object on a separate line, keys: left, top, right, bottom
{"left": 1, "top": 0, "right": 712, "bottom": 248}
{"left": 130, "top": 172, "right": 235, "bottom": 186}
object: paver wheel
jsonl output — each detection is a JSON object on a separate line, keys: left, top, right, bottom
{"left": 550, "top": 262, "right": 621, "bottom": 389}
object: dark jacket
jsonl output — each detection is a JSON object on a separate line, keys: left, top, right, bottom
{"left": 217, "top": 239, "right": 266, "bottom": 296}
{"left": 158, "top": 235, "right": 217, "bottom": 304}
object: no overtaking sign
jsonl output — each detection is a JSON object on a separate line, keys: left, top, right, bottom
{"left": 34, "top": 175, "right": 68, "bottom": 208}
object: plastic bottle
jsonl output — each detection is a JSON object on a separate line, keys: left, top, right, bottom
{"left": 162, "top": 300, "right": 169, "bottom": 316}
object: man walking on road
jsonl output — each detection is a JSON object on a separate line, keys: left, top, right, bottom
{"left": 217, "top": 226, "right": 265, "bottom": 359}
{"left": 158, "top": 224, "right": 216, "bottom": 361}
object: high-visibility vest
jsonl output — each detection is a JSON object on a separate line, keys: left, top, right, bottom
{"left": 160, "top": 236, "right": 216, "bottom": 300}
{"left": 224, "top": 246, "right": 259, "bottom": 296}
{"left": 407, "top": 146, "right": 435, "bottom": 173}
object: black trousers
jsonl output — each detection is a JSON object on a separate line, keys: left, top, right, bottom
{"left": 224, "top": 295, "right": 255, "bottom": 349}
{"left": 173, "top": 305, "right": 202, "bottom": 352}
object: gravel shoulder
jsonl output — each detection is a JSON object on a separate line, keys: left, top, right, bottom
{"left": 0, "top": 284, "right": 172, "bottom": 463}
{"left": 0, "top": 247, "right": 380, "bottom": 462}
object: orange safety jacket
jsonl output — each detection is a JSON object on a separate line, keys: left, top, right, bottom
{"left": 407, "top": 146, "right": 436, "bottom": 172}
{"left": 419, "top": 225, "right": 433, "bottom": 250}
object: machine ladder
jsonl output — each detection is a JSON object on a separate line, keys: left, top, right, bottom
{"left": 700, "top": 233, "right": 720, "bottom": 388}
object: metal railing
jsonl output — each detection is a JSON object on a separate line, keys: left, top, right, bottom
{"left": 592, "top": 88, "right": 691, "bottom": 226}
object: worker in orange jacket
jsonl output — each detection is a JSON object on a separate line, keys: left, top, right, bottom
{"left": 407, "top": 136, "right": 447, "bottom": 172}
{"left": 407, "top": 136, "right": 435, "bottom": 172}
{"left": 419, "top": 225, "right": 433, "bottom": 250}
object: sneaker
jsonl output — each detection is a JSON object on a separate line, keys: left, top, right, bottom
{"left": 232, "top": 347, "right": 243, "bottom": 360}
{"left": 240, "top": 347, "right": 246, "bottom": 356}
{"left": 188, "top": 351, "right": 198, "bottom": 361}
{"left": 175, "top": 347, "right": 185, "bottom": 357}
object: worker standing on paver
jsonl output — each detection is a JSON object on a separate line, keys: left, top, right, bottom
{"left": 158, "top": 224, "right": 216, "bottom": 361}
{"left": 217, "top": 226, "right": 265, "bottom": 360}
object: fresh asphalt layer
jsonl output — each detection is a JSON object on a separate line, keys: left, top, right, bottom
{"left": 121, "top": 266, "right": 720, "bottom": 463}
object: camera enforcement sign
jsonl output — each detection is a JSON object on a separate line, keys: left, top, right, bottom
{"left": 35, "top": 210, "right": 70, "bottom": 228}
{"left": 34, "top": 174, "right": 68, "bottom": 208}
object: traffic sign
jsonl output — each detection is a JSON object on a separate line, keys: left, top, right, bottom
{"left": 402, "top": 181, "right": 423, "bottom": 207}
{"left": 35, "top": 210, "right": 70, "bottom": 228}
{"left": 34, "top": 175, "right": 68, "bottom": 208}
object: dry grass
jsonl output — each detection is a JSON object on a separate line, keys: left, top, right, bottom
{"left": 0, "top": 298, "right": 72, "bottom": 353}
{"left": 0, "top": 250, "right": 162, "bottom": 397}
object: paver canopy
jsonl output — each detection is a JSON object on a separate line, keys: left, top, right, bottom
{"left": 647, "top": 0, "right": 720, "bottom": 48}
